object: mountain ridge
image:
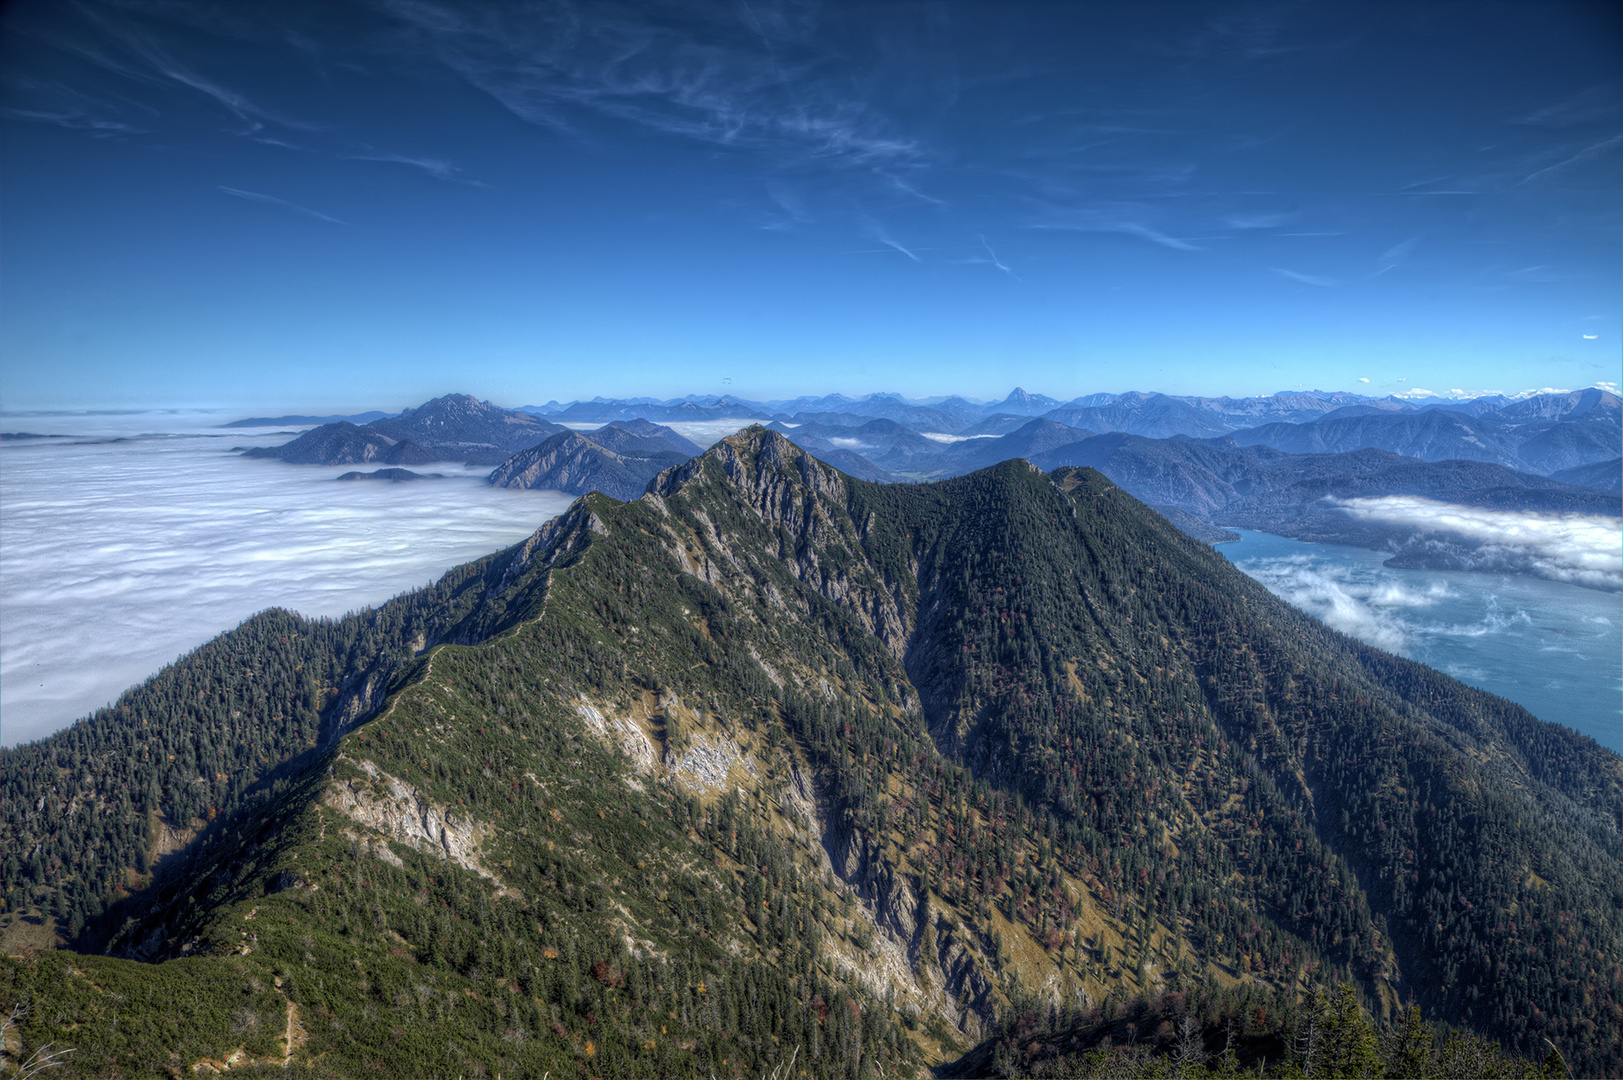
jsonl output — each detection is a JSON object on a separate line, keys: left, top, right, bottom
{"left": 488, "top": 427, "right": 694, "bottom": 501}
{"left": 244, "top": 393, "right": 566, "bottom": 466}
{"left": 3, "top": 428, "right": 1619, "bottom": 1076}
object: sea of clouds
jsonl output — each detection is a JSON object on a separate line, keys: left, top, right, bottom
{"left": 0, "top": 415, "right": 578, "bottom": 746}
{"left": 1332, "top": 496, "right": 1622, "bottom": 591}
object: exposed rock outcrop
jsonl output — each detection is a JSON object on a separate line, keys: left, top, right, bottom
{"left": 321, "top": 756, "right": 517, "bottom": 897}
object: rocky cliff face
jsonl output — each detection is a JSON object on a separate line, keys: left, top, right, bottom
{"left": 650, "top": 431, "right": 917, "bottom": 659}
{"left": 323, "top": 756, "right": 514, "bottom": 894}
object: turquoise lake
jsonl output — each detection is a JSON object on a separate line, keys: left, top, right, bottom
{"left": 1220, "top": 530, "right": 1622, "bottom": 756}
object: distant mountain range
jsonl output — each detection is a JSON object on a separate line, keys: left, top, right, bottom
{"left": 761, "top": 418, "right": 1618, "bottom": 583}
{"left": 505, "top": 386, "right": 1623, "bottom": 477}
{"left": 243, "top": 394, "right": 567, "bottom": 466}
{"left": 243, "top": 386, "right": 1620, "bottom": 477}
{"left": 224, "top": 410, "right": 395, "bottom": 428}
{"left": 1224, "top": 389, "right": 1621, "bottom": 475}
{"left": 236, "top": 388, "right": 1619, "bottom": 585}
{"left": 515, "top": 385, "right": 1613, "bottom": 445}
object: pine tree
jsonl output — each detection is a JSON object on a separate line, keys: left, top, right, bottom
{"left": 1387, "top": 1005, "right": 1431, "bottom": 1078}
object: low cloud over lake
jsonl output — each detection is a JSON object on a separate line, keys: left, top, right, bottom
{"left": 1223, "top": 530, "right": 1622, "bottom": 752}
{"left": 1332, "top": 496, "right": 1622, "bottom": 592}
{"left": 1237, "top": 555, "right": 1522, "bottom": 654}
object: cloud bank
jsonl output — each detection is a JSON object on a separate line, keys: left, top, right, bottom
{"left": 0, "top": 424, "right": 574, "bottom": 746}
{"left": 1235, "top": 555, "right": 1454, "bottom": 653}
{"left": 1332, "top": 496, "right": 1622, "bottom": 591}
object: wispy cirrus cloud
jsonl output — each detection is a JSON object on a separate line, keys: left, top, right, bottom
{"left": 8, "top": 0, "right": 1618, "bottom": 322}
{"left": 1225, "top": 210, "right": 1294, "bottom": 230}
{"left": 343, "top": 151, "right": 480, "bottom": 184}
{"left": 757, "top": 180, "right": 813, "bottom": 230}
{"left": 1373, "top": 235, "right": 1421, "bottom": 276}
{"left": 1389, "top": 82, "right": 1622, "bottom": 199}
{"left": 1168, "top": 5, "right": 1307, "bottom": 63}
{"left": 1028, "top": 202, "right": 1203, "bottom": 251}
{"left": 0, "top": 104, "right": 148, "bottom": 135}
{"left": 1514, "top": 83, "right": 1623, "bottom": 128}
{"left": 4, "top": 2, "right": 479, "bottom": 183}
{"left": 1516, "top": 132, "right": 1623, "bottom": 186}
{"left": 1112, "top": 221, "right": 1201, "bottom": 251}
{"left": 1504, "top": 264, "right": 1559, "bottom": 283}
{"left": 155, "top": 63, "right": 295, "bottom": 131}
{"left": 218, "top": 185, "right": 345, "bottom": 224}
{"left": 974, "top": 235, "right": 1017, "bottom": 279}
{"left": 375, "top": 0, "right": 926, "bottom": 174}
{"left": 1270, "top": 266, "right": 1336, "bottom": 287}
{"left": 43, "top": 3, "right": 311, "bottom": 136}
{"left": 861, "top": 221, "right": 922, "bottom": 262}
{"left": 0, "top": 39, "right": 156, "bottom": 135}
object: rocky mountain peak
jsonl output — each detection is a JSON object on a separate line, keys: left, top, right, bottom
{"left": 553, "top": 429, "right": 604, "bottom": 452}
{"left": 716, "top": 423, "right": 801, "bottom": 457}
{"left": 998, "top": 386, "right": 1065, "bottom": 414}
{"left": 397, "top": 392, "right": 478, "bottom": 415}
{"left": 654, "top": 425, "right": 847, "bottom": 512}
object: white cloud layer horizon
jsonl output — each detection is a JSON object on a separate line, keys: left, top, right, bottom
{"left": 1331, "top": 496, "right": 1622, "bottom": 591}
{"left": 1, "top": 430, "right": 574, "bottom": 747}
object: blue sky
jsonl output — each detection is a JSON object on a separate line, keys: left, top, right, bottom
{"left": 2, "top": 0, "right": 1618, "bottom": 412}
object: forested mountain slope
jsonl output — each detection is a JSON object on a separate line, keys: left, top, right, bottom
{"left": 487, "top": 429, "right": 690, "bottom": 501}
{"left": 3, "top": 429, "right": 1618, "bottom": 1077}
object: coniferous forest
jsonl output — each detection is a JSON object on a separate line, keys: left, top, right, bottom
{"left": 3, "top": 429, "right": 1618, "bottom": 1078}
